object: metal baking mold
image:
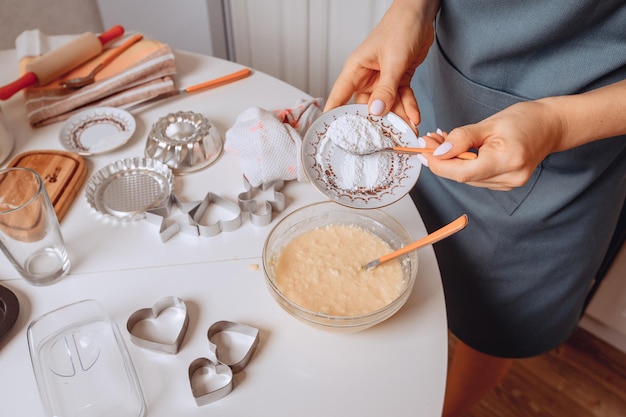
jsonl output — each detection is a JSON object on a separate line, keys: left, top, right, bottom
{"left": 85, "top": 157, "right": 174, "bottom": 221}
{"left": 188, "top": 357, "right": 234, "bottom": 406}
{"left": 237, "top": 176, "right": 286, "bottom": 226}
{"left": 207, "top": 321, "right": 260, "bottom": 374}
{"left": 126, "top": 296, "right": 189, "bottom": 354}
{"left": 189, "top": 193, "right": 242, "bottom": 237}
{"left": 145, "top": 111, "right": 223, "bottom": 175}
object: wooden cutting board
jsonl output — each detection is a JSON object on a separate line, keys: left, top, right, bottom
{"left": 8, "top": 150, "right": 87, "bottom": 222}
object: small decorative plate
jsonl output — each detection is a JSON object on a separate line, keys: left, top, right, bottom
{"left": 302, "top": 104, "right": 421, "bottom": 209}
{"left": 85, "top": 157, "right": 174, "bottom": 221}
{"left": 60, "top": 107, "right": 136, "bottom": 155}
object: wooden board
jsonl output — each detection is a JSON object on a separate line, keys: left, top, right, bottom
{"left": 8, "top": 150, "right": 87, "bottom": 222}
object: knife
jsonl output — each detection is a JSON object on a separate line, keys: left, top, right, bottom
{"left": 125, "top": 67, "right": 252, "bottom": 111}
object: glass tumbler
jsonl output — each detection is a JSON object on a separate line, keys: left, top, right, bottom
{"left": 0, "top": 167, "right": 70, "bottom": 285}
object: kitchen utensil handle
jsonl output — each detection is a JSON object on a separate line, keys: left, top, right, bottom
{"left": 100, "top": 34, "right": 143, "bottom": 67}
{"left": 377, "top": 214, "right": 468, "bottom": 264}
{"left": 0, "top": 72, "right": 38, "bottom": 100}
{"left": 0, "top": 25, "right": 125, "bottom": 100}
{"left": 392, "top": 146, "right": 477, "bottom": 160}
{"left": 98, "top": 25, "right": 125, "bottom": 45}
{"left": 184, "top": 68, "right": 251, "bottom": 93}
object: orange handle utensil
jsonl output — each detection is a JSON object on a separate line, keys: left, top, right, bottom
{"left": 125, "top": 68, "right": 253, "bottom": 111}
{"left": 391, "top": 146, "right": 477, "bottom": 160}
{"left": 365, "top": 214, "right": 469, "bottom": 270}
{"left": 0, "top": 25, "right": 124, "bottom": 100}
{"left": 61, "top": 33, "right": 144, "bottom": 89}
{"left": 184, "top": 68, "right": 252, "bottom": 93}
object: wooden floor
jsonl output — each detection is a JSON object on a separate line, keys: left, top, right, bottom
{"left": 448, "top": 327, "right": 626, "bottom": 417}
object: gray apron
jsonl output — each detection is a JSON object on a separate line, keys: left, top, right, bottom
{"left": 410, "top": 0, "right": 626, "bottom": 358}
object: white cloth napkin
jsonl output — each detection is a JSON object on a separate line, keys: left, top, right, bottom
{"left": 225, "top": 98, "right": 324, "bottom": 187}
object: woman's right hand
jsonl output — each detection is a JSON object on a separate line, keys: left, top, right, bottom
{"left": 324, "top": 0, "right": 440, "bottom": 129}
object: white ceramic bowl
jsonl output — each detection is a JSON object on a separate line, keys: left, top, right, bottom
{"left": 262, "top": 201, "right": 418, "bottom": 332}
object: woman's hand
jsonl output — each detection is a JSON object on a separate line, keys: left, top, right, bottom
{"left": 324, "top": 0, "right": 439, "bottom": 128}
{"left": 419, "top": 100, "right": 565, "bottom": 191}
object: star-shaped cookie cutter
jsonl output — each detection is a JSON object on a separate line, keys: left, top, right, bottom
{"left": 237, "top": 176, "right": 286, "bottom": 226}
{"left": 145, "top": 192, "right": 242, "bottom": 242}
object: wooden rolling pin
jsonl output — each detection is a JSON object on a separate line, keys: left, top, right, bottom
{"left": 0, "top": 25, "right": 125, "bottom": 100}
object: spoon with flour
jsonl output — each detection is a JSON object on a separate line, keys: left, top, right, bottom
{"left": 326, "top": 113, "right": 477, "bottom": 160}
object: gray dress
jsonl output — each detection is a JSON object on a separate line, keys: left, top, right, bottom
{"left": 410, "top": 0, "right": 626, "bottom": 358}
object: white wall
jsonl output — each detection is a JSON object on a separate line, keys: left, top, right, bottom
{"left": 97, "top": 0, "right": 229, "bottom": 59}
{"left": 0, "top": 0, "right": 103, "bottom": 50}
{"left": 227, "top": 0, "right": 392, "bottom": 98}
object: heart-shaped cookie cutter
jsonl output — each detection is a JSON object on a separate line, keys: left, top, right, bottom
{"left": 188, "top": 357, "right": 234, "bottom": 406}
{"left": 145, "top": 191, "right": 243, "bottom": 241}
{"left": 188, "top": 320, "right": 260, "bottom": 406}
{"left": 207, "top": 320, "right": 260, "bottom": 373}
{"left": 238, "top": 176, "right": 286, "bottom": 226}
{"left": 126, "top": 296, "right": 189, "bottom": 354}
{"left": 188, "top": 192, "right": 242, "bottom": 237}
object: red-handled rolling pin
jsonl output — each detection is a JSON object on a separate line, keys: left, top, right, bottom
{"left": 0, "top": 25, "right": 125, "bottom": 100}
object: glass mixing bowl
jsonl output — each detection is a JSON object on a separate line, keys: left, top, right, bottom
{"left": 262, "top": 201, "right": 418, "bottom": 333}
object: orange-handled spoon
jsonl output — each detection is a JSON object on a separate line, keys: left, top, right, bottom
{"left": 61, "top": 33, "right": 144, "bottom": 89}
{"left": 365, "top": 214, "right": 469, "bottom": 270}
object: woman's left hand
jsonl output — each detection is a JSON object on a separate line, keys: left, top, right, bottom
{"left": 418, "top": 100, "right": 564, "bottom": 191}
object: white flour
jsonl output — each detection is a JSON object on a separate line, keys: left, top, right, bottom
{"left": 326, "top": 114, "right": 386, "bottom": 154}
{"left": 324, "top": 114, "right": 392, "bottom": 190}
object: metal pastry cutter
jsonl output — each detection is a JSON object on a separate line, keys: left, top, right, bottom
{"left": 126, "top": 296, "right": 189, "bottom": 354}
{"left": 238, "top": 176, "right": 286, "bottom": 226}
{"left": 188, "top": 192, "right": 242, "bottom": 237}
{"left": 207, "top": 320, "right": 260, "bottom": 373}
{"left": 189, "top": 320, "right": 260, "bottom": 406}
{"left": 145, "top": 193, "right": 201, "bottom": 242}
{"left": 188, "top": 357, "right": 234, "bottom": 406}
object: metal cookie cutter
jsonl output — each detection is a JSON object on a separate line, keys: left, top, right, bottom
{"left": 188, "top": 357, "right": 234, "bottom": 406}
{"left": 145, "top": 193, "right": 201, "bottom": 242}
{"left": 237, "top": 176, "right": 286, "bottom": 226}
{"left": 189, "top": 192, "right": 242, "bottom": 237}
{"left": 207, "top": 321, "right": 260, "bottom": 373}
{"left": 126, "top": 296, "right": 189, "bottom": 354}
{"left": 188, "top": 321, "right": 260, "bottom": 406}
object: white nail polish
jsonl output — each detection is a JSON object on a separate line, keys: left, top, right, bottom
{"left": 417, "top": 154, "right": 428, "bottom": 167}
{"left": 416, "top": 137, "right": 426, "bottom": 148}
{"left": 436, "top": 128, "right": 443, "bottom": 135}
{"left": 433, "top": 142, "right": 453, "bottom": 156}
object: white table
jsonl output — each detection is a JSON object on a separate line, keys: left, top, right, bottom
{"left": 0, "top": 48, "right": 447, "bottom": 417}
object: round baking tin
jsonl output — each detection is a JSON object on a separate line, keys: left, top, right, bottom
{"left": 85, "top": 157, "right": 174, "bottom": 221}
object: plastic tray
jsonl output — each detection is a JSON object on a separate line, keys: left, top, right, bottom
{"left": 27, "top": 299, "right": 146, "bottom": 417}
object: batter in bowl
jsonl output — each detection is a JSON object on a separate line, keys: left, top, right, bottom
{"left": 271, "top": 224, "right": 404, "bottom": 316}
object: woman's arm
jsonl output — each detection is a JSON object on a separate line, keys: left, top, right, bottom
{"left": 421, "top": 78, "right": 626, "bottom": 190}
{"left": 324, "top": 0, "right": 440, "bottom": 127}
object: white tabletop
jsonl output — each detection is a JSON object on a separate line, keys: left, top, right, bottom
{"left": 0, "top": 49, "right": 447, "bottom": 417}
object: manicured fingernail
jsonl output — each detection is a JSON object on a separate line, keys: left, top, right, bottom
{"left": 416, "top": 137, "right": 426, "bottom": 148}
{"left": 433, "top": 141, "right": 453, "bottom": 156}
{"left": 417, "top": 154, "right": 429, "bottom": 167}
{"left": 436, "top": 128, "right": 443, "bottom": 135}
{"left": 370, "top": 99, "right": 385, "bottom": 115}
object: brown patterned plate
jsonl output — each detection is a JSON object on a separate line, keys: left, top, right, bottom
{"left": 301, "top": 104, "right": 421, "bottom": 209}
{"left": 59, "top": 107, "right": 136, "bottom": 155}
